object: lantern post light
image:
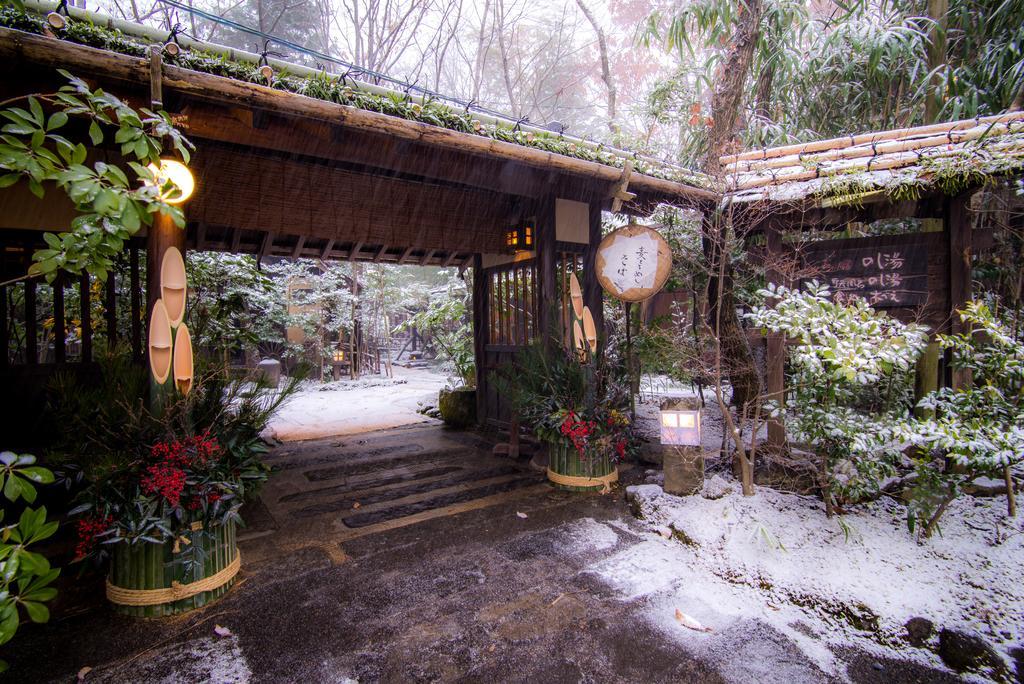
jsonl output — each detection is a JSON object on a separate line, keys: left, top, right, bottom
{"left": 505, "top": 222, "right": 534, "bottom": 252}
{"left": 147, "top": 159, "right": 195, "bottom": 205}
{"left": 659, "top": 398, "right": 705, "bottom": 496}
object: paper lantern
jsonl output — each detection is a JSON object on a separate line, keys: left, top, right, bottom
{"left": 568, "top": 273, "right": 584, "bottom": 319}
{"left": 173, "top": 324, "right": 194, "bottom": 395}
{"left": 148, "top": 299, "right": 173, "bottom": 384}
{"left": 660, "top": 408, "right": 701, "bottom": 446}
{"left": 146, "top": 159, "right": 195, "bottom": 205}
{"left": 581, "top": 306, "right": 598, "bottom": 353}
{"left": 160, "top": 246, "right": 187, "bottom": 327}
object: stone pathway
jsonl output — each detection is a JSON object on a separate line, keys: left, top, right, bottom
{"left": 9, "top": 426, "right": 960, "bottom": 683}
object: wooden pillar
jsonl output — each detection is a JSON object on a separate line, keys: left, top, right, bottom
{"left": 146, "top": 213, "right": 185, "bottom": 322}
{"left": 583, "top": 200, "right": 605, "bottom": 336}
{"left": 130, "top": 246, "right": 142, "bottom": 362}
{"left": 25, "top": 278, "right": 37, "bottom": 365}
{"left": 79, "top": 273, "right": 92, "bottom": 363}
{"left": 947, "top": 191, "right": 972, "bottom": 389}
{"left": 764, "top": 221, "right": 786, "bottom": 450}
{"left": 105, "top": 266, "right": 117, "bottom": 346}
{"left": 534, "top": 194, "right": 557, "bottom": 342}
{"left": 472, "top": 254, "right": 487, "bottom": 425}
{"left": 53, "top": 277, "right": 66, "bottom": 364}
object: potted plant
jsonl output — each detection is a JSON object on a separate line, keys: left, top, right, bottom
{"left": 50, "top": 357, "right": 296, "bottom": 616}
{"left": 501, "top": 333, "right": 634, "bottom": 493}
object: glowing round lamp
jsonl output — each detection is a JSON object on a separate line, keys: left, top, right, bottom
{"left": 147, "top": 159, "right": 195, "bottom": 205}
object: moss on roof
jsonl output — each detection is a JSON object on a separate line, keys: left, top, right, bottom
{"left": 0, "top": 7, "right": 715, "bottom": 192}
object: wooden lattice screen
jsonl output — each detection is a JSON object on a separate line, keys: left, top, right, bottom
{"left": 487, "top": 260, "right": 537, "bottom": 347}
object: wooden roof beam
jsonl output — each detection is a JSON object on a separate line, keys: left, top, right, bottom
{"left": 374, "top": 245, "right": 389, "bottom": 262}
{"left": 348, "top": 241, "right": 364, "bottom": 262}
{"left": 291, "top": 235, "right": 306, "bottom": 258}
{"left": 419, "top": 249, "right": 436, "bottom": 266}
{"left": 398, "top": 247, "right": 414, "bottom": 264}
{"left": 320, "top": 239, "right": 335, "bottom": 259}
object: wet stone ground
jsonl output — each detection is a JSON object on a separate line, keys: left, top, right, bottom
{"left": 11, "top": 425, "right": 959, "bottom": 683}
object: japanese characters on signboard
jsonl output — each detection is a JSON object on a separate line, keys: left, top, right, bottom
{"left": 595, "top": 224, "right": 672, "bottom": 302}
{"left": 803, "top": 243, "right": 928, "bottom": 308}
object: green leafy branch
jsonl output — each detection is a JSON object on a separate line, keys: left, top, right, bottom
{"left": 0, "top": 69, "right": 193, "bottom": 282}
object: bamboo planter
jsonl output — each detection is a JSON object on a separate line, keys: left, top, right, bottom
{"left": 547, "top": 442, "right": 618, "bottom": 493}
{"left": 107, "top": 520, "right": 239, "bottom": 617}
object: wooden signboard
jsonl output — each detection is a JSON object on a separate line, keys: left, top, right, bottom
{"left": 803, "top": 242, "right": 929, "bottom": 308}
{"left": 595, "top": 224, "right": 672, "bottom": 302}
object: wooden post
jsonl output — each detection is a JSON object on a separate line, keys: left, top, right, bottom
{"left": 0, "top": 284, "right": 6, "bottom": 370}
{"left": 25, "top": 278, "right": 37, "bottom": 365}
{"left": 947, "top": 192, "right": 972, "bottom": 389}
{"left": 80, "top": 273, "right": 92, "bottom": 363}
{"left": 105, "top": 266, "right": 117, "bottom": 347}
{"left": 472, "top": 254, "right": 487, "bottom": 425}
{"left": 584, "top": 200, "right": 604, "bottom": 336}
{"left": 764, "top": 221, "right": 786, "bottom": 450}
{"left": 534, "top": 194, "right": 557, "bottom": 342}
{"left": 146, "top": 213, "right": 185, "bottom": 322}
{"left": 915, "top": 217, "right": 944, "bottom": 415}
{"left": 53, "top": 277, "right": 65, "bottom": 364}
{"left": 130, "top": 246, "right": 142, "bottom": 362}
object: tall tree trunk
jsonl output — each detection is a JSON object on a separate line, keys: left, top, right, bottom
{"left": 701, "top": 0, "right": 764, "bottom": 410}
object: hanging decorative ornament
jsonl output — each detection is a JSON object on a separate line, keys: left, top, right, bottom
{"left": 582, "top": 306, "right": 598, "bottom": 353}
{"left": 568, "top": 273, "right": 584, "bottom": 319}
{"left": 160, "top": 246, "right": 187, "bottom": 327}
{"left": 148, "top": 299, "right": 173, "bottom": 384}
{"left": 572, "top": 319, "right": 586, "bottom": 359}
{"left": 173, "top": 324, "right": 194, "bottom": 395}
{"left": 595, "top": 223, "right": 673, "bottom": 302}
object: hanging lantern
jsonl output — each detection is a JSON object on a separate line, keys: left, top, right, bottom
{"left": 173, "top": 324, "right": 194, "bottom": 395}
{"left": 333, "top": 348, "right": 345, "bottom": 362}
{"left": 505, "top": 222, "right": 534, "bottom": 252}
{"left": 148, "top": 299, "right": 173, "bottom": 384}
{"left": 146, "top": 159, "right": 195, "bottom": 205}
{"left": 160, "top": 246, "right": 187, "bottom": 327}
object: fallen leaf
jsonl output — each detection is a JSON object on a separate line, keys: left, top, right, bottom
{"left": 516, "top": 511, "right": 527, "bottom": 519}
{"left": 77, "top": 666, "right": 92, "bottom": 681}
{"left": 352, "top": 502, "right": 361, "bottom": 509}
{"left": 213, "top": 624, "right": 233, "bottom": 637}
{"left": 675, "top": 608, "right": 712, "bottom": 633}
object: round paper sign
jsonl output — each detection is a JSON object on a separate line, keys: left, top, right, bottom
{"left": 595, "top": 224, "right": 672, "bottom": 302}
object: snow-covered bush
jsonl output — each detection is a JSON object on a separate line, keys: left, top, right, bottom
{"left": 747, "top": 282, "right": 929, "bottom": 515}
{"left": 903, "top": 301, "right": 1024, "bottom": 537}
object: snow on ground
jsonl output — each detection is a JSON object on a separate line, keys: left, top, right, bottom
{"left": 266, "top": 365, "right": 448, "bottom": 441}
{"left": 617, "top": 480, "right": 1024, "bottom": 681}
{"left": 89, "top": 634, "right": 252, "bottom": 683}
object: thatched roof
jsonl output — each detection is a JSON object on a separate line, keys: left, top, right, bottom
{"left": 723, "top": 112, "right": 1024, "bottom": 205}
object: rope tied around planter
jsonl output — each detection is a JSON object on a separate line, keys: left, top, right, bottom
{"left": 105, "top": 552, "right": 241, "bottom": 607}
{"left": 546, "top": 468, "right": 618, "bottom": 494}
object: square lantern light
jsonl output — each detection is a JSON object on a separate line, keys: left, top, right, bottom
{"left": 333, "top": 348, "right": 345, "bottom": 363}
{"left": 660, "top": 407, "right": 701, "bottom": 446}
{"left": 505, "top": 222, "right": 534, "bottom": 252}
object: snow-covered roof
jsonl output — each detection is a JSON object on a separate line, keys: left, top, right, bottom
{"left": 723, "top": 112, "right": 1024, "bottom": 205}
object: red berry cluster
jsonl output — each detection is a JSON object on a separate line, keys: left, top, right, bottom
{"left": 141, "top": 462, "right": 187, "bottom": 507}
{"left": 150, "top": 432, "right": 222, "bottom": 469}
{"left": 560, "top": 411, "right": 597, "bottom": 455}
{"left": 74, "top": 514, "right": 113, "bottom": 560}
